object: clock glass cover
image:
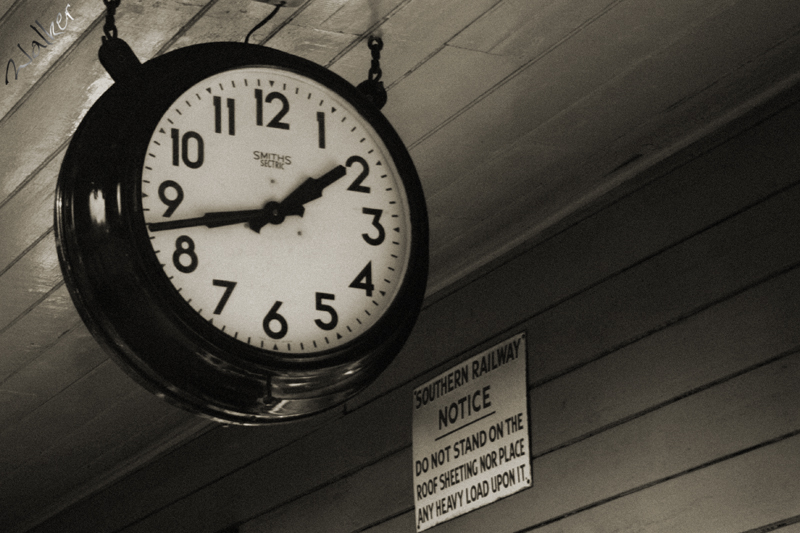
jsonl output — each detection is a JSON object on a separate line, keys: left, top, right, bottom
{"left": 140, "top": 66, "right": 412, "bottom": 355}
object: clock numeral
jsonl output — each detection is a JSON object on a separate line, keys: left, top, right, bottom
{"left": 255, "top": 89, "right": 290, "bottom": 130}
{"left": 317, "top": 111, "right": 326, "bottom": 149}
{"left": 349, "top": 262, "right": 375, "bottom": 297}
{"left": 158, "top": 180, "right": 184, "bottom": 217}
{"left": 212, "top": 280, "right": 237, "bottom": 314}
{"left": 263, "top": 300, "right": 288, "bottom": 339}
{"left": 173, "top": 236, "right": 198, "bottom": 273}
{"left": 171, "top": 128, "right": 204, "bottom": 169}
{"left": 346, "top": 155, "right": 370, "bottom": 193}
{"left": 362, "top": 208, "right": 385, "bottom": 246}
{"left": 255, "top": 89, "right": 262, "bottom": 125}
{"left": 314, "top": 292, "right": 338, "bottom": 331}
{"left": 213, "top": 96, "right": 235, "bottom": 135}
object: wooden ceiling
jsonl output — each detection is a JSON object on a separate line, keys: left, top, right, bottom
{"left": 1, "top": 0, "right": 800, "bottom": 531}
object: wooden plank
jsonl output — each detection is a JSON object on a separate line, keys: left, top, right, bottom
{"left": 362, "top": 512, "right": 414, "bottom": 533}
{"left": 328, "top": 0, "right": 502, "bottom": 87}
{"left": 0, "top": 323, "right": 105, "bottom": 428}
{"left": 0, "top": 355, "right": 131, "bottom": 481}
{"left": 290, "top": 0, "right": 351, "bottom": 30}
{"left": 296, "top": 0, "right": 408, "bottom": 35}
{"left": 93, "top": 382, "right": 412, "bottom": 533}
{"left": 1, "top": 376, "right": 146, "bottom": 521}
{"left": 31, "top": 243, "right": 800, "bottom": 531}
{"left": 166, "top": 0, "right": 294, "bottom": 50}
{"left": 2, "top": 382, "right": 198, "bottom": 533}
{"left": 0, "top": 284, "right": 80, "bottom": 381}
{"left": 109, "top": 312, "right": 800, "bottom": 527}
{"left": 412, "top": 0, "right": 800, "bottom": 291}
{"left": 0, "top": 151, "right": 60, "bottom": 270}
{"left": 630, "top": 31, "right": 800, "bottom": 157}
{"left": 381, "top": 45, "right": 523, "bottom": 146}
{"left": 0, "top": 0, "right": 21, "bottom": 23}
{"left": 417, "top": 0, "right": 800, "bottom": 196}
{"left": 241, "top": 449, "right": 410, "bottom": 533}
{"left": 9, "top": 411, "right": 208, "bottom": 533}
{"left": 530, "top": 435, "right": 800, "bottom": 533}
{"left": 529, "top": 179, "right": 800, "bottom": 382}
{"left": 23, "top": 194, "right": 800, "bottom": 528}
{"left": 0, "top": 360, "right": 208, "bottom": 533}
{"left": 421, "top": 79, "right": 799, "bottom": 294}
{"left": 0, "top": 28, "right": 108, "bottom": 202}
{"left": 0, "top": 233, "right": 63, "bottom": 331}
{"left": 39, "top": 244, "right": 800, "bottom": 530}
{"left": 240, "top": 349, "right": 800, "bottom": 532}
{"left": 441, "top": 355, "right": 800, "bottom": 533}
{"left": 522, "top": 0, "right": 800, "bottom": 153}
{"left": 267, "top": 24, "right": 358, "bottom": 66}
{"left": 412, "top": 0, "right": 697, "bottom": 196}
{"left": 369, "top": 438, "right": 800, "bottom": 533}
{"left": 28, "top": 409, "right": 340, "bottom": 533}
{"left": 0, "top": 1, "right": 103, "bottom": 117}
{"left": 449, "top": 0, "right": 622, "bottom": 59}
{"left": 351, "top": 93, "right": 800, "bottom": 411}
{"left": 0, "top": 0, "right": 213, "bottom": 202}
{"left": 765, "top": 521, "right": 800, "bottom": 533}
{"left": 533, "top": 264, "right": 800, "bottom": 455}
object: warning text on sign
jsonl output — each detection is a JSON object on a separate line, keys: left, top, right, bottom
{"left": 412, "top": 333, "right": 531, "bottom": 531}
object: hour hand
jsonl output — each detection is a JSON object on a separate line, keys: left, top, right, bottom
{"left": 249, "top": 165, "right": 347, "bottom": 232}
{"left": 281, "top": 165, "right": 347, "bottom": 213}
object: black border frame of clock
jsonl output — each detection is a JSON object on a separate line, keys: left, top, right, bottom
{"left": 55, "top": 42, "right": 429, "bottom": 424}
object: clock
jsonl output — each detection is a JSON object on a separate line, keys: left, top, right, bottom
{"left": 55, "top": 42, "right": 428, "bottom": 424}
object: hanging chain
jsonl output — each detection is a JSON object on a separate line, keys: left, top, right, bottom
{"left": 95, "top": 1, "right": 388, "bottom": 104}
{"left": 367, "top": 36, "right": 383, "bottom": 82}
{"left": 357, "top": 36, "right": 388, "bottom": 109}
{"left": 102, "top": 0, "right": 121, "bottom": 42}
{"left": 98, "top": 0, "right": 142, "bottom": 84}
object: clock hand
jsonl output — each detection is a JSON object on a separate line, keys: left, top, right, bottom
{"left": 281, "top": 165, "right": 347, "bottom": 213}
{"left": 148, "top": 165, "right": 348, "bottom": 233}
{"left": 147, "top": 209, "right": 264, "bottom": 232}
{"left": 249, "top": 164, "right": 347, "bottom": 232}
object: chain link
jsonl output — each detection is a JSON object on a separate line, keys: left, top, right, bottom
{"left": 357, "top": 36, "right": 387, "bottom": 109}
{"left": 367, "top": 36, "right": 383, "bottom": 82}
{"left": 103, "top": 0, "right": 121, "bottom": 42}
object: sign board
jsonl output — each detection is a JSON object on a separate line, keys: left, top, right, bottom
{"left": 412, "top": 332, "right": 531, "bottom": 531}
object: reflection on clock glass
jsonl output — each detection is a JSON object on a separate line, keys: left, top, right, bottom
{"left": 140, "top": 66, "right": 412, "bottom": 354}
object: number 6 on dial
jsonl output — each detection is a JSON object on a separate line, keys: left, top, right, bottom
{"left": 56, "top": 41, "right": 428, "bottom": 424}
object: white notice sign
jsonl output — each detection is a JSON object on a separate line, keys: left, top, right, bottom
{"left": 412, "top": 332, "right": 530, "bottom": 531}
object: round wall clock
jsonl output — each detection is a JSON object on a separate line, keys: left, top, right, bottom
{"left": 55, "top": 42, "right": 428, "bottom": 424}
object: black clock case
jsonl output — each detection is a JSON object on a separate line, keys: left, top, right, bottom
{"left": 55, "top": 42, "right": 429, "bottom": 425}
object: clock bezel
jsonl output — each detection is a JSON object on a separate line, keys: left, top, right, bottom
{"left": 136, "top": 59, "right": 417, "bottom": 365}
{"left": 55, "top": 42, "right": 428, "bottom": 424}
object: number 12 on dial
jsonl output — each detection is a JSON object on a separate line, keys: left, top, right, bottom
{"left": 141, "top": 66, "right": 415, "bottom": 355}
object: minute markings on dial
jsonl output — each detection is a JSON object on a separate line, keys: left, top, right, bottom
{"left": 142, "top": 69, "right": 410, "bottom": 354}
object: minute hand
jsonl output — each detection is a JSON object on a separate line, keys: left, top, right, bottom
{"left": 148, "top": 209, "right": 264, "bottom": 232}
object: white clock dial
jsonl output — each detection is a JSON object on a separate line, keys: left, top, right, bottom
{"left": 140, "top": 67, "right": 412, "bottom": 354}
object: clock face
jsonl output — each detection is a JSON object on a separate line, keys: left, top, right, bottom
{"left": 139, "top": 66, "right": 412, "bottom": 355}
